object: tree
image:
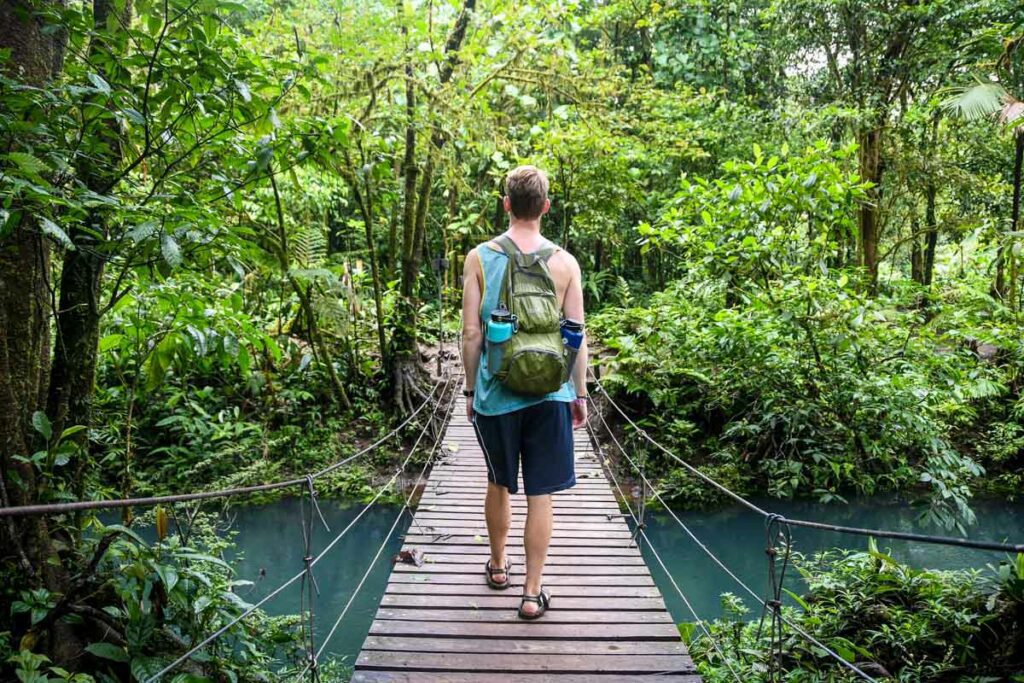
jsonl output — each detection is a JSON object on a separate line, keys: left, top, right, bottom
{"left": 946, "top": 25, "right": 1024, "bottom": 308}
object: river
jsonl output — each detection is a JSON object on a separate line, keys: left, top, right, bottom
{"left": 217, "top": 494, "right": 1024, "bottom": 666}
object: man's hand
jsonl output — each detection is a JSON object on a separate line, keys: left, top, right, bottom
{"left": 571, "top": 398, "right": 588, "bottom": 429}
{"left": 467, "top": 400, "right": 474, "bottom": 423}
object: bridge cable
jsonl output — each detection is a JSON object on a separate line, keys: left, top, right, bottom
{"left": 587, "top": 394, "right": 880, "bottom": 682}
{"left": 144, "top": 376, "right": 452, "bottom": 682}
{"left": 0, "top": 380, "right": 444, "bottom": 519}
{"left": 298, "top": 372, "right": 462, "bottom": 677}
{"left": 583, "top": 417, "right": 743, "bottom": 683}
{"left": 591, "top": 378, "right": 1024, "bottom": 553}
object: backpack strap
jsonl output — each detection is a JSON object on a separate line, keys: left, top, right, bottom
{"left": 494, "top": 235, "right": 559, "bottom": 266}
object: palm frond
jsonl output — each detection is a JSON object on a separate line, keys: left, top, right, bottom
{"left": 942, "top": 82, "right": 1008, "bottom": 121}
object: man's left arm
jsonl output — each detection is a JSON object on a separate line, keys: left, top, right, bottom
{"left": 561, "top": 254, "right": 588, "bottom": 428}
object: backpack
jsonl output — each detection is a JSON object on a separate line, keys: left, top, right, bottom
{"left": 490, "top": 235, "right": 567, "bottom": 396}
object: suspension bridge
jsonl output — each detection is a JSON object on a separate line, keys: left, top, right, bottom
{"left": 3, "top": 369, "right": 1022, "bottom": 682}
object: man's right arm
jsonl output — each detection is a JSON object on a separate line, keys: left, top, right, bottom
{"left": 461, "top": 248, "right": 483, "bottom": 421}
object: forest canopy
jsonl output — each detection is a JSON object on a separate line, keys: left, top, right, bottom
{"left": 1, "top": 0, "right": 1023, "bottom": 680}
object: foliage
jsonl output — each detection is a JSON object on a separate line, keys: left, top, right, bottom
{"left": 689, "top": 546, "right": 1024, "bottom": 681}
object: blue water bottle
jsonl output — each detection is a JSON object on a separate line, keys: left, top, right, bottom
{"left": 561, "top": 318, "right": 584, "bottom": 379}
{"left": 486, "top": 304, "right": 516, "bottom": 376}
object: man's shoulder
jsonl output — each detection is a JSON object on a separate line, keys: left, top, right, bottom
{"left": 548, "top": 246, "right": 579, "bottom": 271}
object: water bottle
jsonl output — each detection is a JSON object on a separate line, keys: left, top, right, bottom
{"left": 560, "top": 318, "right": 584, "bottom": 379}
{"left": 486, "top": 304, "right": 516, "bottom": 376}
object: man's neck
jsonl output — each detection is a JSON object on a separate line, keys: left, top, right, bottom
{"left": 506, "top": 219, "right": 544, "bottom": 251}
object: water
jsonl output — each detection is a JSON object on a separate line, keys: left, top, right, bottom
{"left": 223, "top": 498, "right": 410, "bottom": 668}
{"left": 640, "top": 496, "right": 1024, "bottom": 626}
{"left": 168, "top": 495, "right": 1022, "bottom": 666}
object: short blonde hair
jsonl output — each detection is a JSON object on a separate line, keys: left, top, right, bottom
{"left": 505, "top": 165, "right": 549, "bottom": 220}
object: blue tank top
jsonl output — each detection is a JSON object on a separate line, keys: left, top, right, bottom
{"left": 473, "top": 240, "right": 576, "bottom": 416}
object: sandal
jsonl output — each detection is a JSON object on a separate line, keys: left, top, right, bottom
{"left": 517, "top": 588, "right": 551, "bottom": 620}
{"left": 485, "top": 558, "right": 511, "bottom": 590}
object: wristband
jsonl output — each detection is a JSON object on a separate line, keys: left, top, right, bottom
{"left": 463, "top": 389, "right": 475, "bottom": 397}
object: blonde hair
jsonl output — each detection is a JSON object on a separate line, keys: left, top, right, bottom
{"left": 505, "top": 165, "right": 549, "bottom": 220}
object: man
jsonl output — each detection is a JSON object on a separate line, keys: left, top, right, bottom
{"left": 461, "top": 165, "right": 589, "bottom": 620}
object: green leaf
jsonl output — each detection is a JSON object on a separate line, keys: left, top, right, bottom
{"left": 88, "top": 72, "right": 112, "bottom": 95}
{"left": 85, "top": 642, "right": 129, "bottom": 663}
{"left": 6, "top": 152, "right": 52, "bottom": 177}
{"left": 161, "top": 235, "right": 182, "bottom": 268}
{"left": 40, "top": 217, "right": 74, "bottom": 250}
{"left": 32, "top": 411, "right": 52, "bottom": 441}
{"left": 60, "top": 425, "right": 88, "bottom": 440}
{"left": 234, "top": 79, "right": 251, "bottom": 102}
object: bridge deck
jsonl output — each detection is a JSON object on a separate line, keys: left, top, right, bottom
{"left": 352, "top": 397, "right": 700, "bottom": 682}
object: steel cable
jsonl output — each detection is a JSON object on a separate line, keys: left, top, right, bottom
{"left": 583, "top": 419, "right": 743, "bottom": 683}
{"left": 0, "top": 380, "right": 444, "bottom": 519}
{"left": 592, "top": 377, "right": 1024, "bottom": 553}
{"left": 588, "top": 394, "right": 880, "bottom": 682}
{"left": 298, "top": 373, "right": 461, "bottom": 677}
{"left": 144, "top": 376, "right": 452, "bottom": 682}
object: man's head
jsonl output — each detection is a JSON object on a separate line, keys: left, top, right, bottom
{"left": 503, "top": 165, "right": 550, "bottom": 221}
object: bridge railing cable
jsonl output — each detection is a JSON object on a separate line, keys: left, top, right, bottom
{"left": 591, "top": 377, "right": 1024, "bottom": 554}
{"left": 0, "top": 380, "right": 444, "bottom": 519}
{"left": 298, "top": 372, "right": 462, "bottom": 678}
{"left": 145, "top": 373, "right": 455, "bottom": 682}
{"left": 583, "top": 418, "right": 743, "bottom": 683}
{"left": 586, "top": 391, "right": 881, "bottom": 683}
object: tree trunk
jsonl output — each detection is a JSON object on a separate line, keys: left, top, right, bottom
{"left": 392, "top": 0, "right": 476, "bottom": 412}
{"left": 48, "top": 0, "right": 132, "bottom": 465}
{"left": 1008, "top": 131, "right": 1023, "bottom": 310}
{"left": 923, "top": 183, "right": 938, "bottom": 287}
{"left": 0, "top": 0, "right": 81, "bottom": 664}
{"left": 857, "top": 126, "right": 883, "bottom": 290}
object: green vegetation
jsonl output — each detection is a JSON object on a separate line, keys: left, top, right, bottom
{"left": 688, "top": 543, "right": 1024, "bottom": 681}
{"left": 1, "top": 0, "right": 1023, "bottom": 679}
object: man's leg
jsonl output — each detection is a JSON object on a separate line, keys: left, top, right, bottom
{"left": 485, "top": 481, "right": 511, "bottom": 581}
{"left": 521, "top": 493, "right": 553, "bottom": 615}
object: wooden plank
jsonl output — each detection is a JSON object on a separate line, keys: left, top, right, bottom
{"left": 361, "top": 636, "right": 688, "bottom": 655}
{"left": 396, "top": 543, "right": 642, "bottom": 556}
{"left": 353, "top": 673, "right": 701, "bottom": 683}
{"left": 379, "top": 594, "right": 668, "bottom": 610}
{"left": 367, "top": 620, "right": 682, "bottom": 641}
{"left": 382, "top": 584, "right": 661, "bottom": 598}
{"left": 372, "top": 608, "right": 672, "bottom": 623}
{"left": 402, "top": 535, "right": 636, "bottom": 547}
{"left": 392, "top": 554, "right": 646, "bottom": 566}
{"left": 392, "top": 560, "right": 650, "bottom": 572}
{"left": 388, "top": 573, "right": 655, "bottom": 587}
{"left": 356, "top": 651, "right": 695, "bottom": 673}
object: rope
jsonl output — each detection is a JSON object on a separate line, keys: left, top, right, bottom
{"left": 298, "top": 372, "right": 461, "bottom": 677}
{"left": 587, "top": 394, "right": 880, "bottom": 682}
{"left": 145, "top": 377, "right": 451, "bottom": 682}
{"left": 0, "top": 380, "right": 444, "bottom": 518}
{"left": 583, "top": 419, "right": 743, "bottom": 683}
{"left": 592, "top": 376, "right": 1024, "bottom": 553}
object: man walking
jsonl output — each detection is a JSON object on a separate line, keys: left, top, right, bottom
{"left": 460, "top": 165, "right": 589, "bottom": 620}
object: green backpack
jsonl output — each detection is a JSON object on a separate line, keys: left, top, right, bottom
{"left": 491, "top": 235, "right": 567, "bottom": 396}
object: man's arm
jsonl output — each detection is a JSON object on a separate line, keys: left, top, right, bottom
{"left": 461, "top": 248, "right": 483, "bottom": 421}
{"left": 561, "top": 254, "right": 589, "bottom": 427}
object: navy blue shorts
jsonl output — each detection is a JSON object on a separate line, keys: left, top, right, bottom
{"left": 472, "top": 401, "right": 576, "bottom": 496}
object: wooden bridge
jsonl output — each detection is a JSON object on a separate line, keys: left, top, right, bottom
{"left": 352, "top": 396, "right": 700, "bottom": 682}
